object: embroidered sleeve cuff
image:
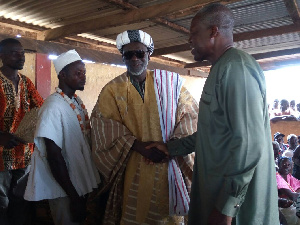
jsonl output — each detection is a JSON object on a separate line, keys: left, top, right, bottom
{"left": 215, "top": 189, "right": 243, "bottom": 217}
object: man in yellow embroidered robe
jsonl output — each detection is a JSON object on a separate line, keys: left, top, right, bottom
{"left": 90, "top": 30, "right": 198, "bottom": 225}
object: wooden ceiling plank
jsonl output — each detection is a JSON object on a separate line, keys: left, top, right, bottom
{"left": 42, "top": 0, "right": 242, "bottom": 41}
{"left": 152, "top": 44, "right": 190, "bottom": 57}
{"left": 108, "top": 0, "right": 189, "bottom": 34}
{"left": 283, "top": 0, "right": 300, "bottom": 24}
{"left": 153, "top": 24, "right": 300, "bottom": 56}
{"left": 252, "top": 47, "right": 300, "bottom": 60}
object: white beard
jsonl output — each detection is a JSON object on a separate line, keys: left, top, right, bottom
{"left": 127, "top": 63, "right": 147, "bottom": 76}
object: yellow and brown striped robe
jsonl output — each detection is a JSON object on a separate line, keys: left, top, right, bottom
{"left": 91, "top": 71, "right": 198, "bottom": 225}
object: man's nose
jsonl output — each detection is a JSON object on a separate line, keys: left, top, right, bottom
{"left": 17, "top": 53, "right": 25, "bottom": 59}
{"left": 131, "top": 54, "right": 138, "bottom": 60}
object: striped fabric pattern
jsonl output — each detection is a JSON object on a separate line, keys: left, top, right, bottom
{"left": 90, "top": 72, "right": 199, "bottom": 224}
{"left": 91, "top": 113, "right": 135, "bottom": 224}
{"left": 153, "top": 69, "right": 190, "bottom": 216}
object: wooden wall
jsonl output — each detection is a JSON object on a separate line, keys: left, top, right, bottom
{"left": 270, "top": 121, "right": 300, "bottom": 142}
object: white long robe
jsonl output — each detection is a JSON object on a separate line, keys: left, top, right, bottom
{"left": 24, "top": 92, "right": 100, "bottom": 201}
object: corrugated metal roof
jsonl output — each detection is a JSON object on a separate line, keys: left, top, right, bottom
{"left": 234, "top": 32, "right": 300, "bottom": 53}
{"left": 231, "top": 0, "right": 289, "bottom": 26}
{"left": 0, "top": 0, "right": 297, "bottom": 69}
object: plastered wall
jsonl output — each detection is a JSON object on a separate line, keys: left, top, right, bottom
{"left": 3, "top": 53, "right": 36, "bottom": 84}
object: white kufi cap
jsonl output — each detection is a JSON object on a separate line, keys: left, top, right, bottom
{"left": 53, "top": 49, "right": 82, "bottom": 75}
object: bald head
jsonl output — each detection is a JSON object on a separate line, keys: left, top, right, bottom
{"left": 194, "top": 3, "right": 234, "bottom": 38}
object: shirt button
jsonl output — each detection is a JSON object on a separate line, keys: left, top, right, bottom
{"left": 234, "top": 204, "right": 240, "bottom": 208}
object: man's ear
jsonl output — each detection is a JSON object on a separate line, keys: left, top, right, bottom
{"left": 58, "top": 71, "right": 66, "bottom": 80}
{"left": 210, "top": 25, "right": 219, "bottom": 38}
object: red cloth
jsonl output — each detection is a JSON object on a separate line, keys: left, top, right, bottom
{"left": 0, "top": 73, "right": 43, "bottom": 171}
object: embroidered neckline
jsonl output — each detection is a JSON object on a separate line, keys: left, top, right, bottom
{"left": 55, "top": 87, "right": 90, "bottom": 135}
{"left": 0, "top": 72, "right": 22, "bottom": 111}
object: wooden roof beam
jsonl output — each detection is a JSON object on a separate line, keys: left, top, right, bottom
{"left": 152, "top": 23, "right": 300, "bottom": 56}
{"left": 165, "top": 0, "right": 238, "bottom": 20}
{"left": 40, "top": 0, "right": 241, "bottom": 41}
{"left": 283, "top": 0, "right": 300, "bottom": 24}
{"left": 184, "top": 47, "right": 300, "bottom": 68}
{"left": 108, "top": 0, "right": 189, "bottom": 34}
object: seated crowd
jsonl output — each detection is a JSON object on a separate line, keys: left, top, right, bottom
{"left": 270, "top": 99, "right": 300, "bottom": 122}
{"left": 274, "top": 132, "right": 300, "bottom": 225}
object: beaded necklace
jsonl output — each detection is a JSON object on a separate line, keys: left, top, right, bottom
{"left": 55, "top": 87, "right": 91, "bottom": 135}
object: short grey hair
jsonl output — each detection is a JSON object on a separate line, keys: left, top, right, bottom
{"left": 195, "top": 3, "right": 234, "bottom": 37}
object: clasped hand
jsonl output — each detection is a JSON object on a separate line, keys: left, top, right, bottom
{"left": 0, "top": 131, "right": 26, "bottom": 149}
{"left": 131, "top": 140, "right": 168, "bottom": 163}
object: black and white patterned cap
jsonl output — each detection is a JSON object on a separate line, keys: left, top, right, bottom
{"left": 116, "top": 30, "right": 154, "bottom": 55}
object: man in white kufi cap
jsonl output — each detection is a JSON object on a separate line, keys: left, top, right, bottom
{"left": 24, "top": 49, "right": 100, "bottom": 225}
{"left": 90, "top": 30, "right": 198, "bottom": 224}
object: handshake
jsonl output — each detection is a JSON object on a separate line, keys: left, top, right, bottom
{"left": 131, "top": 139, "right": 169, "bottom": 163}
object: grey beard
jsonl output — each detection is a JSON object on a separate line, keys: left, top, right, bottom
{"left": 127, "top": 64, "right": 147, "bottom": 76}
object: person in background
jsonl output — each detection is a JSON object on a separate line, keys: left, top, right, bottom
{"left": 297, "top": 104, "right": 300, "bottom": 119}
{"left": 281, "top": 99, "right": 292, "bottom": 116}
{"left": 271, "top": 99, "right": 281, "bottom": 117}
{"left": 270, "top": 100, "right": 298, "bottom": 122}
{"left": 275, "top": 132, "right": 288, "bottom": 154}
{"left": 293, "top": 145, "right": 300, "bottom": 180}
{"left": 0, "top": 38, "right": 43, "bottom": 225}
{"left": 273, "top": 141, "right": 280, "bottom": 170}
{"left": 276, "top": 157, "right": 300, "bottom": 225}
{"left": 24, "top": 49, "right": 100, "bottom": 225}
{"left": 283, "top": 134, "right": 298, "bottom": 159}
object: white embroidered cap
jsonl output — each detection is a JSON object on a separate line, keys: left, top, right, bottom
{"left": 53, "top": 49, "right": 82, "bottom": 75}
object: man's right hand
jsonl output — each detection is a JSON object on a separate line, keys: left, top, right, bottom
{"left": 131, "top": 140, "right": 167, "bottom": 163}
{"left": 278, "top": 198, "right": 293, "bottom": 208}
{"left": 146, "top": 142, "right": 169, "bottom": 155}
{"left": 0, "top": 131, "right": 26, "bottom": 149}
{"left": 208, "top": 208, "right": 232, "bottom": 225}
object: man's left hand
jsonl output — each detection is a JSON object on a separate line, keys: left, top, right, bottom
{"left": 208, "top": 208, "right": 232, "bottom": 225}
{"left": 0, "top": 131, "right": 27, "bottom": 149}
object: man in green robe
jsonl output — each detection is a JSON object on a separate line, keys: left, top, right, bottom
{"left": 148, "top": 3, "right": 279, "bottom": 225}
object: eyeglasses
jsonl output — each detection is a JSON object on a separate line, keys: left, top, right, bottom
{"left": 122, "top": 50, "right": 148, "bottom": 60}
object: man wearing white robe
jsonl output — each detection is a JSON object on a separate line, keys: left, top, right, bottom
{"left": 24, "top": 50, "right": 100, "bottom": 225}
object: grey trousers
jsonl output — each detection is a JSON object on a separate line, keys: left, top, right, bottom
{"left": 49, "top": 196, "right": 84, "bottom": 225}
{"left": 0, "top": 167, "right": 29, "bottom": 225}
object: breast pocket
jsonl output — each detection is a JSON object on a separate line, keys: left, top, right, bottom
{"left": 199, "top": 92, "right": 212, "bottom": 126}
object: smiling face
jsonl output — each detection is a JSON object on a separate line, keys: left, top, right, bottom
{"left": 278, "top": 158, "right": 292, "bottom": 176}
{"left": 188, "top": 17, "right": 214, "bottom": 63}
{"left": 122, "top": 42, "right": 149, "bottom": 77}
